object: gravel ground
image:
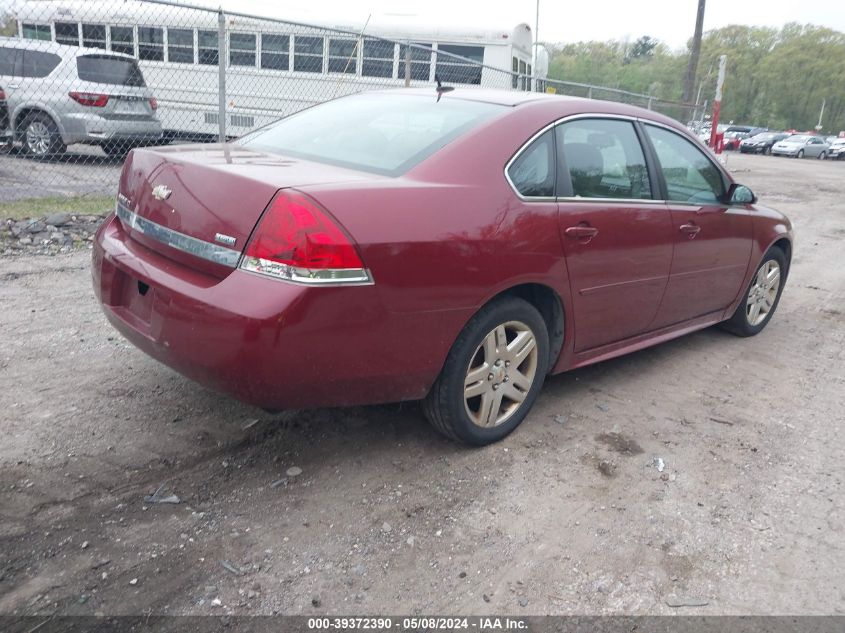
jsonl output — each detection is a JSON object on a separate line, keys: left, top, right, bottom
{"left": 0, "top": 146, "right": 120, "bottom": 201}
{"left": 0, "top": 152, "right": 842, "bottom": 617}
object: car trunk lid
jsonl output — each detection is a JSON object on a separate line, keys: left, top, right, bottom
{"left": 117, "top": 144, "right": 377, "bottom": 277}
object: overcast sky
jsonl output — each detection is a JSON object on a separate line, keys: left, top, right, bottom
{"left": 184, "top": 0, "right": 845, "bottom": 49}
{"left": 1, "top": 0, "right": 841, "bottom": 47}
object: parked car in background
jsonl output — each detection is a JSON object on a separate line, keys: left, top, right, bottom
{"left": 740, "top": 132, "right": 789, "bottom": 154}
{"left": 93, "top": 89, "right": 793, "bottom": 445}
{"left": 723, "top": 131, "right": 750, "bottom": 151}
{"left": 771, "top": 134, "right": 830, "bottom": 159}
{"left": 0, "top": 37, "right": 162, "bottom": 158}
{"left": 0, "top": 85, "right": 10, "bottom": 149}
{"left": 828, "top": 138, "right": 845, "bottom": 160}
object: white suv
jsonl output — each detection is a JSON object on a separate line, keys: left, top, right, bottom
{"left": 0, "top": 37, "right": 162, "bottom": 158}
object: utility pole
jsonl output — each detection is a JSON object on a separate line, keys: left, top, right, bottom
{"left": 816, "top": 98, "right": 826, "bottom": 131}
{"left": 709, "top": 55, "right": 726, "bottom": 150}
{"left": 682, "top": 0, "right": 706, "bottom": 104}
{"left": 533, "top": 0, "right": 540, "bottom": 92}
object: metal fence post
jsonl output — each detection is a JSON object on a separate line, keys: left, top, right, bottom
{"left": 218, "top": 9, "right": 227, "bottom": 143}
{"left": 647, "top": 97, "right": 654, "bottom": 110}
{"left": 404, "top": 41, "right": 411, "bottom": 87}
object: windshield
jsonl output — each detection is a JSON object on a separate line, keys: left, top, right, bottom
{"left": 239, "top": 94, "right": 506, "bottom": 175}
{"left": 77, "top": 55, "right": 146, "bottom": 86}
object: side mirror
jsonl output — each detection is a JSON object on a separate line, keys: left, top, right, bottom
{"left": 725, "top": 183, "right": 757, "bottom": 205}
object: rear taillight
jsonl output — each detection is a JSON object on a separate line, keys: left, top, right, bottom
{"left": 69, "top": 92, "right": 109, "bottom": 107}
{"left": 240, "top": 190, "right": 372, "bottom": 285}
{"left": 149, "top": 97, "right": 158, "bottom": 111}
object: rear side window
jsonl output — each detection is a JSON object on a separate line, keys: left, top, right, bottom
{"left": 644, "top": 124, "right": 724, "bottom": 204}
{"left": 77, "top": 55, "right": 146, "bottom": 86}
{"left": 508, "top": 129, "right": 556, "bottom": 198}
{"left": 241, "top": 93, "right": 504, "bottom": 176}
{"left": 557, "top": 118, "right": 652, "bottom": 200}
{"left": 22, "top": 51, "right": 61, "bottom": 78}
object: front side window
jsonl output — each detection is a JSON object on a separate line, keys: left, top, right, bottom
{"left": 21, "top": 50, "right": 61, "bottom": 78}
{"left": 138, "top": 27, "right": 164, "bottom": 61}
{"left": 261, "top": 34, "right": 289, "bottom": 70}
{"left": 55, "top": 22, "right": 80, "bottom": 46}
{"left": 436, "top": 45, "right": 482, "bottom": 85}
{"left": 82, "top": 24, "right": 106, "bottom": 49}
{"left": 508, "top": 129, "right": 556, "bottom": 198}
{"left": 198, "top": 30, "right": 218, "bottom": 65}
{"left": 0, "top": 47, "right": 20, "bottom": 75}
{"left": 294, "top": 35, "right": 323, "bottom": 73}
{"left": 241, "top": 93, "right": 504, "bottom": 176}
{"left": 110, "top": 26, "right": 134, "bottom": 56}
{"left": 362, "top": 38, "right": 393, "bottom": 78}
{"left": 22, "top": 24, "right": 51, "bottom": 41}
{"left": 557, "top": 119, "right": 652, "bottom": 200}
{"left": 644, "top": 124, "right": 724, "bottom": 204}
{"left": 230, "top": 33, "right": 256, "bottom": 66}
{"left": 168, "top": 28, "right": 193, "bottom": 63}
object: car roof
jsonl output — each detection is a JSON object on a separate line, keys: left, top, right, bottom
{"left": 0, "top": 36, "right": 135, "bottom": 60}
{"left": 363, "top": 87, "right": 688, "bottom": 132}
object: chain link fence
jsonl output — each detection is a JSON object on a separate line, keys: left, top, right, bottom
{"left": 0, "top": 0, "right": 696, "bottom": 202}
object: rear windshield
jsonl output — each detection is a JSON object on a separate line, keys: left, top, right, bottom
{"left": 239, "top": 93, "right": 505, "bottom": 175}
{"left": 77, "top": 55, "right": 145, "bottom": 86}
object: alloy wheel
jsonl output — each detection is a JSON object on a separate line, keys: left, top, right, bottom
{"left": 463, "top": 321, "right": 538, "bottom": 428}
{"left": 25, "top": 121, "right": 52, "bottom": 156}
{"left": 746, "top": 260, "right": 781, "bottom": 326}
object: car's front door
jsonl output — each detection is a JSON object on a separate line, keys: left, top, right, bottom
{"left": 555, "top": 117, "right": 674, "bottom": 352}
{"left": 806, "top": 136, "right": 825, "bottom": 157}
{"left": 642, "top": 124, "right": 754, "bottom": 328}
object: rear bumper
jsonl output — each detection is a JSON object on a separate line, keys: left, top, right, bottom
{"left": 62, "top": 112, "right": 162, "bottom": 145}
{"left": 92, "top": 213, "right": 461, "bottom": 409}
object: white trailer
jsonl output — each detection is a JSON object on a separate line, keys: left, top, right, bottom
{"left": 14, "top": 0, "right": 547, "bottom": 140}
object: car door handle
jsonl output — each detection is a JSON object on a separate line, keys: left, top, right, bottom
{"left": 564, "top": 225, "right": 599, "bottom": 239}
{"left": 679, "top": 223, "right": 701, "bottom": 239}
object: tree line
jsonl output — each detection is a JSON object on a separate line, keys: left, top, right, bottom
{"left": 547, "top": 23, "right": 845, "bottom": 133}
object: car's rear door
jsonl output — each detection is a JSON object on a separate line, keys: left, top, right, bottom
{"left": 555, "top": 117, "right": 674, "bottom": 352}
{"left": 641, "top": 123, "right": 753, "bottom": 328}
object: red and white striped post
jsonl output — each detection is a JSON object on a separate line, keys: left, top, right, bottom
{"left": 709, "top": 55, "right": 727, "bottom": 152}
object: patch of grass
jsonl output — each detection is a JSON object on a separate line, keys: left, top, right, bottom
{"left": 0, "top": 195, "right": 114, "bottom": 221}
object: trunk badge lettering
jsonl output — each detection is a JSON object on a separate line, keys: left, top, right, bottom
{"left": 152, "top": 185, "right": 172, "bottom": 201}
{"left": 215, "top": 233, "right": 237, "bottom": 247}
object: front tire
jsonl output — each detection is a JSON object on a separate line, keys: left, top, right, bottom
{"left": 423, "top": 296, "right": 550, "bottom": 445}
{"left": 21, "top": 113, "right": 65, "bottom": 159}
{"left": 818, "top": 151, "right": 827, "bottom": 160}
{"left": 721, "top": 248, "right": 787, "bottom": 337}
{"left": 796, "top": 149, "right": 804, "bottom": 159}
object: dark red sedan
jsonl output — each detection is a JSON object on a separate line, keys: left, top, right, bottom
{"left": 92, "top": 89, "right": 793, "bottom": 445}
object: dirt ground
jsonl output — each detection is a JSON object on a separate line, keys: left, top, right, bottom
{"left": 0, "top": 152, "right": 843, "bottom": 617}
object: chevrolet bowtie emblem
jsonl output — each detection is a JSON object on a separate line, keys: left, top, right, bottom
{"left": 152, "top": 185, "right": 172, "bottom": 201}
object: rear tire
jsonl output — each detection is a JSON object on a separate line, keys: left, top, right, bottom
{"left": 20, "top": 112, "right": 65, "bottom": 159}
{"left": 102, "top": 140, "right": 134, "bottom": 158}
{"left": 721, "top": 247, "right": 787, "bottom": 337}
{"left": 423, "top": 296, "right": 549, "bottom": 446}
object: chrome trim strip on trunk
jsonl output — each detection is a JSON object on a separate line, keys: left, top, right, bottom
{"left": 115, "top": 201, "right": 241, "bottom": 268}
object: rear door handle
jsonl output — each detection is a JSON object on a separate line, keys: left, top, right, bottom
{"left": 564, "top": 225, "right": 599, "bottom": 239}
{"left": 679, "top": 223, "right": 701, "bottom": 238}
